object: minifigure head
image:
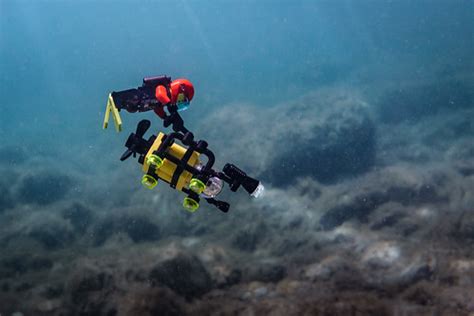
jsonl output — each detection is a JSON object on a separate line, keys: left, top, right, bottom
{"left": 170, "top": 79, "right": 194, "bottom": 111}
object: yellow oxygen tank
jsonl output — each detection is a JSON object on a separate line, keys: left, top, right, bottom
{"left": 142, "top": 132, "right": 200, "bottom": 191}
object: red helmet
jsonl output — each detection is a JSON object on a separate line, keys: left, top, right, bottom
{"left": 170, "top": 79, "right": 194, "bottom": 104}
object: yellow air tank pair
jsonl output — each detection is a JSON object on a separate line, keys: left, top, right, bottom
{"left": 141, "top": 132, "right": 206, "bottom": 212}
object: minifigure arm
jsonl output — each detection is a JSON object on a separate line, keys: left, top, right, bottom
{"left": 154, "top": 85, "right": 171, "bottom": 119}
{"left": 155, "top": 85, "right": 171, "bottom": 104}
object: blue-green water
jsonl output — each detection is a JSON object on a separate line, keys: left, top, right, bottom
{"left": 1, "top": 1, "right": 471, "bottom": 133}
{"left": 0, "top": 1, "right": 473, "bottom": 315}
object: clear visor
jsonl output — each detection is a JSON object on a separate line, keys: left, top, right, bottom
{"left": 177, "top": 100, "right": 190, "bottom": 112}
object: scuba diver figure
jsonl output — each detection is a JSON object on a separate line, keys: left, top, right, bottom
{"left": 104, "top": 75, "right": 194, "bottom": 133}
{"left": 103, "top": 75, "right": 264, "bottom": 212}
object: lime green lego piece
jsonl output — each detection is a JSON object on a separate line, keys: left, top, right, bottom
{"left": 183, "top": 197, "right": 199, "bottom": 212}
{"left": 146, "top": 154, "right": 163, "bottom": 169}
{"left": 189, "top": 178, "right": 206, "bottom": 194}
{"left": 141, "top": 174, "right": 157, "bottom": 189}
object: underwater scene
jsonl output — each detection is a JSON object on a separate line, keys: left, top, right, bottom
{"left": 0, "top": 1, "right": 473, "bottom": 315}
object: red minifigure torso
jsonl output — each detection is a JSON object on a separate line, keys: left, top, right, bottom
{"left": 154, "top": 79, "right": 194, "bottom": 119}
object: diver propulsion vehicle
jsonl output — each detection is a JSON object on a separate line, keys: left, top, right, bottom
{"left": 120, "top": 119, "right": 264, "bottom": 212}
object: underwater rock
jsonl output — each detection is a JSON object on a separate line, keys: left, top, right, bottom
{"left": 92, "top": 218, "right": 116, "bottom": 246}
{"left": 230, "top": 222, "right": 266, "bottom": 252}
{"left": 451, "top": 211, "right": 474, "bottom": 242}
{"left": 68, "top": 268, "right": 115, "bottom": 315}
{"left": 385, "top": 184, "right": 445, "bottom": 206}
{"left": 1, "top": 255, "right": 53, "bottom": 276}
{"left": 263, "top": 92, "right": 376, "bottom": 185}
{"left": 27, "top": 257, "right": 54, "bottom": 271}
{"left": 28, "top": 225, "right": 75, "bottom": 250}
{"left": 320, "top": 191, "right": 389, "bottom": 230}
{"left": 441, "top": 259, "right": 474, "bottom": 286}
{"left": 266, "top": 120, "right": 376, "bottom": 185}
{"left": 361, "top": 241, "right": 401, "bottom": 269}
{"left": 303, "top": 256, "right": 349, "bottom": 282}
{"left": 304, "top": 294, "right": 391, "bottom": 316}
{"left": 93, "top": 215, "right": 160, "bottom": 245}
{"left": 120, "top": 287, "right": 185, "bottom": 316}
{"left": 231, "top": 230, "right": 260, "bottom": 252}
{"left": 15, "top": 282, "right": 33, "bottom": 292}
{"left": 195, "top": 244, "right": 242, "bottom": 289}
{"left": 71, "top": 271, "right": 112, "bottom": 302}
{"left": 149, "top": 253, "right": 213, "bottom": 300}
{"left": 17, "top": 171, "right": 73, "bottom": 205}
{"left": 270, "top": 237, "right": 307, "bottom": 257}
{"left": 216, "top": 269, "right": 242, "bottom": 289}
{"left": 124, "top": 216, "right": 161, "bottom": 243}
{"left": 38, "top": 283, "right": 65, "bottom": 299}
{"left": 370, "top": 210, "right": 406, "bottom": 231}
{"left": 320, "top": 181, "right": 446, "bottom": 230}
{"left": 62, "top": 203, "right": 93, "bottom": 233}
{"left": 246, "top": 263, "right": 287, "bottom": 283}
{"left": 455, "top": 160, "right": 474, "bottom": 177}
{"left": 331, "top": 265, "right": 369, "bottom": 292}
{"left": 402, "top": 283, "right": 436, "bottom": 306}
{"left": 201, "top": 89, "right": 376, "bottom": 185}
{"left": 364, "top": 253, "right": 436, "bottom": 291}
{"left": 439, "top": 286, "right": 474, "bottom": 313}
{"left": 36, "top": 299, "right": 62, "bottom": 313}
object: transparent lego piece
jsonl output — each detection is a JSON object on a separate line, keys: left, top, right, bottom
{"left": 250, "top": 183, "right": 265, "bottom": 198}
{"left": 201, "top": 177, "right": 224, "bottom": 198}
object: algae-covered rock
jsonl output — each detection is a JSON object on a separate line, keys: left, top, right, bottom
{"left": 93, "top": 214, "right": 161, "bottom": 246}
{"left": 200, "top": 89, "right": 376, "bottom": 185}
{"left": 62, "top": 203, "right": 93, "bottom": 234}
{"left": 17, "top": 171, "right": 73, "bottom": 205}
{"left": 149, "top": 253, "right": 213, "bottom": 300}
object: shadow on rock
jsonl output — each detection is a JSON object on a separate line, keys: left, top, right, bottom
{"left": 28, "top": 224, "right": 75, "bottom": 250}
{"left": 149, "top": 254, "right": 213, "bottom": 300}
{"left": 320, "top": 182, "right": 447, "bottom": 230}
{"left": 17, "top": 171, "right": 73, "bottom": 205}
{"left": 62, "top": 203, "right": 94, "bottom": 234}
{"left": 93, "top": 215, "right": 160, "bottom": 246}
{"left": 68, "top": 268, "right": 116, "bottom": 316}
{"left": 231, "top": 230, "right": 260, "bottom": 253}
{"left": 0, "top": 255, "right": 53, "bottom": 279}
{"left": 246, "top": 262, "right": 287, "bottom": 283}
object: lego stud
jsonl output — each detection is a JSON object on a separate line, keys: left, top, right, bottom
{"left": 183, "top": 197, "right": 199, "bottom": 212}
{"left": 146, "top": 154, "right": 163, "bottom": 169}
{"left": 189, "top": 178, "right": 206, "bottom": 194}
{"left": 141, "top": 175, "right": 158, "bottom": 189}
